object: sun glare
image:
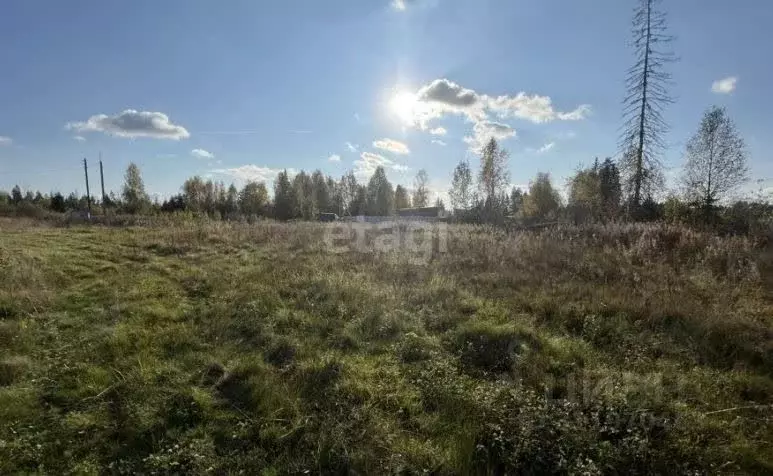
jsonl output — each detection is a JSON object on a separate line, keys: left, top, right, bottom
{"left": 390, "top": 91, "right": 418, "bottom": 125}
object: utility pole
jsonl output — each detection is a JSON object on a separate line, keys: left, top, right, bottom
{"left": 99, "top": 152, "right": 107, "bottom": 208}
{"left": 83, "top": 158, "right": 92, "bottom": 219}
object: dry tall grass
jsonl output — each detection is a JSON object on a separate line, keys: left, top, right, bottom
{"left": 0, "top": 219, "right": 771, "bottom": 473}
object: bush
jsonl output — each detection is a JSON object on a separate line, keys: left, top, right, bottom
{"left": 395, "top": 332, "right": 436, "bottom": 363}
{"left": 468, "top": 387, "right": 697, "bottom": 475}
{"left": 264, "top": 338, "right": 297, "bottom": 367}
{"left": 0, "top": 356, "right": 32, "bottom": 386}
{"left": 450, "top": 322, "right": 541, "bottom": 374}
{"left": 296, "top": 357, "right": 344, "bottom": 402}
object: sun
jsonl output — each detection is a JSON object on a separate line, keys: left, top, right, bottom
{"left": 390, "top": 91, "right": 418, "bottom": 125}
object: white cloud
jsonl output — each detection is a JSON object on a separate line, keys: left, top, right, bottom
{"left": 345, "top": 142, "right": 358, "bottom": 152}
{"left": 463, "top": 120, "right": 516, "bottom": 152}
{"left": 557, "top": 105, "right": 592, "bottom": 121}
{"left": 66, "top": 109, "right": 190, "bottom": 140}
{"left": 211, "top": 165, "right": 295, "bottom": 184}
{"left": 328, "top": 154, "right": 341, "bottom": 162}
{"left": 392, "top": 0, "right": 435, "bottom": 11}
{"left": 373, "top": 138, "right": 410, "bottom": 155}
{"left": 431, "top": 139, "right": 447, "bottom": 146}
{"left": 191, "top": 148, "right": 215, "bottom": 159}
{"left": 410, "top": 78, "right": 590, "bottom": 128}
{"left": 712, "top": 76, "right": 738, "bottom": 94}
{"left": 488, "top": 94, "right": 591, "bottom": 123}
{"left": 0, "top": 136, "right": 12, "bottom": 146}
{"left": 419, "top": 79, "right": 479, "bottom": 107}
{"left": 414, "top": 79, "right": 487, "bottom": 126}
{"left": 354, "top": 151, "right": 409, "bottom": 179}
{"left": 403, "top": 78, "right": 589, "bottom": 152}
{"left": 73, "top": 135, "right": 86, "bottom": 142}
{"left": 537, "top": 142, "right": 555, "bottom": 154}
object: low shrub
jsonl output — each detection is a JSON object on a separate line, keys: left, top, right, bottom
{"left": 0, "top": 356, "right": 32, "bottom": 386}
{"left": 450, "top": 321, "right": 541, "bottom": 375}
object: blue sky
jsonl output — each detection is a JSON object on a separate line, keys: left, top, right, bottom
{"left": 1, "top": 0, "right": 771, "bottom": 202}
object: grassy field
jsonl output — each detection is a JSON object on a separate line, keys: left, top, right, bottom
{"left": 1, "top": 219, "right": 772, "bottom": 474}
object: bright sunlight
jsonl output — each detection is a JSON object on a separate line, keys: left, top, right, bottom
{"left": 389, "top": 90, "right": 418, "bottom": 125}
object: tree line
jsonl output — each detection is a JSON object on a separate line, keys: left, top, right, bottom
{"left": 0, "top": 161, "right": 442, "bottom": 222}
{"left": 0, "top": 136, "right": 589, "bottom": 224}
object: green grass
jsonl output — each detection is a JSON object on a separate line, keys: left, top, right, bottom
{"left": 0, "top": 219, "right": 772, "bottom": 474}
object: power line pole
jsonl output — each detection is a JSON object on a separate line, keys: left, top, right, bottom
{"left": 99, "top": 152, "right": 106, "bottom": 207}
{"left": 83, "top": 157, "right": 92, "bottom": 219}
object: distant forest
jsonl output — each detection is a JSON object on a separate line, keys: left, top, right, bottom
{"left": 1, "top": 128, "right": 771, "bottom": 238}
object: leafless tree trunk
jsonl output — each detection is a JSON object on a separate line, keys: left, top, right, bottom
{"left": 619, "top": 0, "right": 675, "bottom": 213}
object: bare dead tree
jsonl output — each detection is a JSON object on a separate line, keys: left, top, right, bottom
{"left": 619, "top": 0, "right": 675, "bottom": 212}
{"left": 682, "top": 106, "right": 748, "bottom": 221}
